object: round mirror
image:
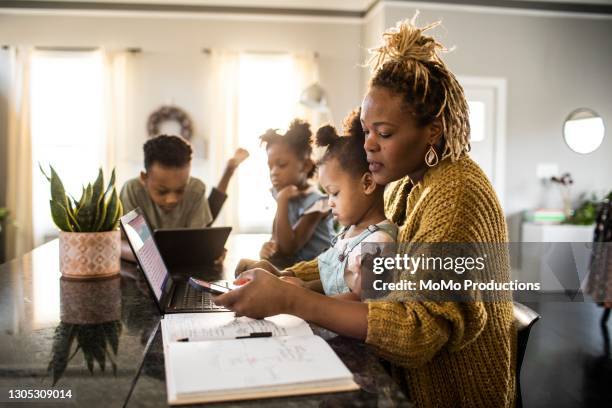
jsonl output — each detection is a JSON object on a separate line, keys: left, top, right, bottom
{"left": 563, "top": 108, "right": 605, "bottom": 154}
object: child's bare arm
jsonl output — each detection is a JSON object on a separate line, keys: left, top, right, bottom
{"left": 275, "top": 209, "right": 326, "bottom": 256}
{"left": 273, "top": 186, "right": 328, "bottom": 256}
{"left": 280, "top": 277, "right": 324, "bottom": 294}
{"left": 332, "top": 292, "right": 361, "bottom": 302}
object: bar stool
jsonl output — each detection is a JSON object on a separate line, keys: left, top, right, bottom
{"left": 514, "top": 301, "right": 541, "bottom": 408}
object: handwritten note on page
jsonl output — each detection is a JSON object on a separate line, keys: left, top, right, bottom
{"left": 162, "top": 312, "right": 313, "bottom": 342}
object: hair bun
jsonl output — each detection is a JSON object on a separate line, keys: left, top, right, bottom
{"left": 315, "top": 125, "right": 340, "bottom": 148}
{"left": 368, "top": 11, "right": 447, "bottom": 72}
{"left": 287, "top": 119, "right": 311, "bottom": 139}
{"left": 264, "top": 128, "right": 279, "bottom": 137}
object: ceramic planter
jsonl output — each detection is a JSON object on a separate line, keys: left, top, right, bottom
{"left": 59, "top": 230, "right": 120, "bottom": 279}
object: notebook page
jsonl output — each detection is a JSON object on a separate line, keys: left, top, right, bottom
{"left": 162, "top": 313, "right": 313, "bottom": 342}
{"left": 168, "top": 335, "right": 354, "bottom": 398}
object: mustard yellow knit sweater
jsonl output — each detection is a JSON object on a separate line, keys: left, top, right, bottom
{"left": 287, "top": 156, "right": 515, "bottom": 408}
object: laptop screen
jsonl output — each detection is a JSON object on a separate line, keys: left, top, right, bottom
{"left": 121, "top": 209, "right": 169, "bottom": 303}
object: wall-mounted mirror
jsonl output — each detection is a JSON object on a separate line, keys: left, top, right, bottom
{"left": 563, "top": 108, "right": 605, "bottom": 154}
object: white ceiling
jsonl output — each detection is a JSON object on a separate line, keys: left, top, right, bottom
{"left": 14, "top": 0, "right": 377, "bottom": 11}
{"left": 18, "top": 0, "right": 612, "bottom": 8}
{"left": 11, "top": 0, "right": 612, "bottom": 14}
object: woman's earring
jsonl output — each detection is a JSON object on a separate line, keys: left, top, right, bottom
{"left": 425, "top": 145, "right": 439, "bottom": 167}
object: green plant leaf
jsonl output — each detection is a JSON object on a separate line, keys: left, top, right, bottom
{"left": 113, "top": 198, "right": 123, "bottom": 229}
{"left": 103, "top": 168, "right": 116, "bottom": 199}
{"left": 38, "top": 162, "right": 51, "bottom": 182}
{"left": 49, "top": 166, "right": 70, "bottom": 210}
{"left": 94, "top": 198, "right": 108, "bottom": 231}
{"left": 76, "top": 184, "right": 97, "bottom": 231}
{"left": 92, "top": 168, "right": 106, "bottom": 228}
{"left": 101, "top": 188, "right": 121, "bottom": 231}
{"left": 80, "top": 183, "right": 92, "bottom": 208}
{"left": 64, "top": 197, "right": 82, "bottom": 232}
{"left": 50, "top": 200, "right": 74, "bottom": 232}
{"left": 75, "top": 186, "right": 86, "bottom": 211}
{"left": 94, "top": 168, "right": 118, "bottom": 231}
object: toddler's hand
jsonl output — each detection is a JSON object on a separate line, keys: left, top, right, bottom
{"left": 279, "top": 276, "right": 307, "bottom": 288}
{"left": 234, "top": 258, "right": 281, "bottom": 278}
{"left": 259, "top": 240, "right": 278, "bottom": 259}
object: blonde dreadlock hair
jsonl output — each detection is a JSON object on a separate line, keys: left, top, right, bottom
{"left": 368, "top": 12, "right": 470, "bottom": 162}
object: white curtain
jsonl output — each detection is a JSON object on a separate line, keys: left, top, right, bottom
{"left": 102, "top": 50, "right": 131, "bottom": 182}
{"left": 208, "top": 50, "right": 241, "bottom": 228}
{"left": 5, "top": 47, "right": 34, "bottom": 260}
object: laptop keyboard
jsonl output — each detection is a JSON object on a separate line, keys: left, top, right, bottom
{"left": 181, "top": 281, "right": 227, "bottom": 311}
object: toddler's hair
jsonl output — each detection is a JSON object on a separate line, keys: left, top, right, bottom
{"left": 144, "top": 134, "right": 192, "bottom": 170}
{"left": 315, "top": 108, "right": 368, "bottom": 177}
{"left": 260, "top": 119, "right": 315, "bottom": 178}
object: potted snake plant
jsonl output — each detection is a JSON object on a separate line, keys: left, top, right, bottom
{"left": 41, "top": 166, "right": 123, "bottom": 279}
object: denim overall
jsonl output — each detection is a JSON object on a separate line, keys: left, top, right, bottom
{"left": 318, "top": 221, "right": 398, "bottom": 296}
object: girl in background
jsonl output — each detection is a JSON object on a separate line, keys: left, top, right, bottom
{"left": 259, "top": 119, "right": 333, "bottom": 268}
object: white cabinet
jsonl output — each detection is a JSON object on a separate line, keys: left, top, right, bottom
{"left": 519, "top": 222, "right": 595, "bottom": 292}
{"left": 521, "top": 223, "right": 594, "bottom": 243}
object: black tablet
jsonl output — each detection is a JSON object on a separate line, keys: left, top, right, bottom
{"left": 153, "top": 227, "right": 232, "bottom": 270}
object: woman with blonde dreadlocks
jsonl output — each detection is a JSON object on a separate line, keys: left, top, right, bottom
{"left": 216, "top": 15, "right": 514, "bottom": 408}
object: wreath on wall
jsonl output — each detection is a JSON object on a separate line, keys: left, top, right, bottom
{"left": 146, "top": 105, "right": 193, "bottom": 140}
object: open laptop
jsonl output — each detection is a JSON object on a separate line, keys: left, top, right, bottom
{"left": 154, "top": 227, "right": 231, "bottom": 271}
{"left": 120, "top": 208, "right": 230, "bottom": 314}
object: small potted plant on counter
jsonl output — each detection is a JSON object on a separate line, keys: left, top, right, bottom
{"left": 41, "top": 166, "right": 123, "bottom": 279}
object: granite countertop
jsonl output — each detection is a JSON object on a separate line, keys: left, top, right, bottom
{"left": 0, "top": 238, "right": 412, "bottom": 407}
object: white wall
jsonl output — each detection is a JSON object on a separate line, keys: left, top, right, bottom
{"left": 0, "top": 12, "right": 364, "bottom": 191}
{"left": 382, "top": 4, "right": 612, "bottom": 239}
{"left": 361, "top": 3, "right": 386, "bottom": 91}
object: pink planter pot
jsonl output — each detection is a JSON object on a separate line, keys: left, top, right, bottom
{"left": 59, "top": 230, "right": 120, "bottom": 279}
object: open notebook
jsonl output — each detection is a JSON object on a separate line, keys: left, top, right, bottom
{"left": 161, "top": 313, "right": 359, "bottom": 405}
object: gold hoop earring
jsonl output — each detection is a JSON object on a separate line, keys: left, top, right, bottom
{"left": 425, "top": 145, "right": 439, "bottom": 167}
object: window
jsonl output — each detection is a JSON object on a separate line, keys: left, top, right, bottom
{"left": 235, "top": 53, "right": 304, "bottom": 233}
{"left": 31, "top": 51, "right": 107, "bottom": 245}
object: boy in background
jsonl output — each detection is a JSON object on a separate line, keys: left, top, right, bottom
{"left": 120, "top": 134, "right": 248, "bottom": 261}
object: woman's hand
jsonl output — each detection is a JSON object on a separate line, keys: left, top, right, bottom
{"left": 214, "top": 269, "right": 297, "bottom": 319}
{"left": 259, "top": 240, "right": 278, "bottom": 259}
{"left": 234, "top": 258, "right": 281, "bottom": 277}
